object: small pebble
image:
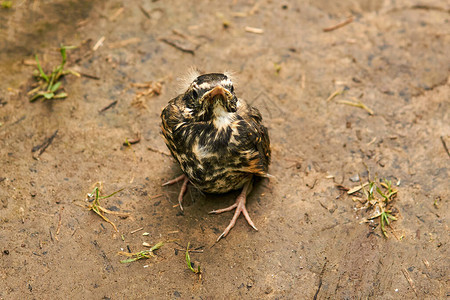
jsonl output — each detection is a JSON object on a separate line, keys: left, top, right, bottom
{"left": 349, "top": 174, "right": 360, "bottom": 182}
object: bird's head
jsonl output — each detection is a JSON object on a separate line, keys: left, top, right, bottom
{"left": 182, "top": 73, "right": 238, "bottom": 121}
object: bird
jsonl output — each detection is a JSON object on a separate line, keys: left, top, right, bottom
{"left": 160, "top": 71, "right": 271, "bottom": 241}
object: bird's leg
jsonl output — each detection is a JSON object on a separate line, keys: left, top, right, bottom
{"left": 209, "top": 178, "right": 258, "bottom": 242}
{"left": 162, "top": 174, "right": 189, "bottom": 211}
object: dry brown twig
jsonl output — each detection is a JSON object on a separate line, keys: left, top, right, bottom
{"left": 109, "top": 7, "right": 124, "bottom": 21}
{"left": 323, "top": 17, "right": 354, "bottom": 32}
{"left": 139, "top": 5, "right": 151, "bottom": 19}
{"left": 347, "top": 182, "right": 369, "bottom": 194}
{"left": 301, "top": 72, "right": 306, "bottom": 89}
{"left": 245, "top": 26, "right": 264, "bottom": 34}
{"left": 130, "top": 227, "right": 144, "bottom": 234}
{"left": 123, "top": 132, "right": 141, "bottom": 145}
{"left": 336, "top": 98, "right": 374, "bottom": 115}
{"left": 160, "top": 34, "right": 197, "bottom": 54}
{"left": 93, "top": 36, "right": 106, "bottom": 51}
{"left": 56, "top": 206, "right": 64, "bottom": 236}
{"left": 98, "top": 100, "right": 117, "bottom": 113}
{"left": 149, "top": 194, "right": 164, "bottom": 200}
{"left": 440, "top": 136, "right": 450, "bottom": 158}
{"left": 32, "top": 130, "right": 59, "bottom": 160}
{"left": 231, "top": 2, "right": 260, "bottom": 17}
{"left": 401, "top": 268, "right": 418, "bottom": 296}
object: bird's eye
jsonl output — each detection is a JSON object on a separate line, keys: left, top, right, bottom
{"left": 191, "top": 89, "right": 199, "bottom": 99}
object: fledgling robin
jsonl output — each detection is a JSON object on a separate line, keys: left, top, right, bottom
{"left": 160, "top": 71, "right": 271, "bottom": 241}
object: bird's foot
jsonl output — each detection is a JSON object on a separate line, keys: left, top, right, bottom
{"left": 209, "top": 181, "right": 257, "bottom": 242}
{"left": 162, "top": 174, "right": 189, "bottom": 211}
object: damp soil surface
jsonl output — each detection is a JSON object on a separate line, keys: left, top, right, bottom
{"left": 1, "top": 1, "right": 449, "bottom": 298}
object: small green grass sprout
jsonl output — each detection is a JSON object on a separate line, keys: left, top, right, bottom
{"left": 369, "top": 208, "right": 398, "bottom": 237}
{"left": 86, "top": 185, "right": 126, "bottom": 232}
{"left": 354, "top": 176, "right": 399, "bottom": 238}
{"left": 186, "top": 242, "right": 201, "bottom": 274}
{"left": 29, "top": 45, "right": 80, "bottom": 102}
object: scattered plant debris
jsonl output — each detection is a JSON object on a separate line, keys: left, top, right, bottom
{"left": 131, "top": 80, "right": 163, "bottom": 108}
{"left": 119, "top": 241, "right": 164, "bottom": 263}
{"left": 85, "top": 184, "right": 126, "bottom": 232}
{"left": 28, "top": 45, "right": 80, "bottom": 102}
{"left": 349, "top": 176, "right": 399, "bottom": 237}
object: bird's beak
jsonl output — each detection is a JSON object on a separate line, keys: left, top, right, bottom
{"left": 204, "top": 86, "right": 231, "bottom": 105}
{"left": 209, "top": 86, "right": 226, "bottom": 99}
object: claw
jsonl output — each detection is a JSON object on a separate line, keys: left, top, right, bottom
{"left": 162, "top": 174, "right": 189, "bottom": 211}
{"left": 212, "top": 179, "right": 258, "bottom": 242}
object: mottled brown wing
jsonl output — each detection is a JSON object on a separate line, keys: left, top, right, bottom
{"left": 237, "top": 104, "right": 271, "bottom": 176}
{"left": 160, "top": 95, "right": 186, "bottom": 163}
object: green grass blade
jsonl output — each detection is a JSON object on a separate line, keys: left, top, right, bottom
{"left": 150, "top": 241, "right": 164, "bottom": 252}
{"left": 185, "top": 242, "right": 201, "bottom": 274}
{"left": 60, "top": 45, "right": 76, "bottom": 65}
{"left": 383, "top": 213, "right": 390, "bottom": 226}
{"left": 99, "top": 188, "right": 125, "bottom": 199}
{"left": 51, "top": 81, "right": 61, "bottom": 92}
{"left": 60, "top": 47, "right": 67, "bottom": 65}
{"left": 43, "top": 92, "right": 54, "bottom": 99}
{"left": 53, "top": 92, "right": 68, "bottom": 99}
{"left": 380, "top": 214, "right": 388, "bottom": 237}
{"left": 35, "top": 54, "right": 49, "bottom": 82}
{"left": 66, "top": 69, "right": 81, "bottom": 77}
{"left": 387, "top": 213, "right": 397, "bottom": 221}
{"left": 185, "top": 242, "right": 195, "bottom": 273}
{"left": 30, "top": 92, "right": 44, "bottom": 102}
{"left": 376, "top": 186, "right": 388, "bottom": 201}
{"left": 120, "top": 257, "right": 139, "bottom": 263}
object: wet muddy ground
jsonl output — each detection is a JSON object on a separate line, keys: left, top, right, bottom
{"left": 1, "top": 0, "right": 449, "bottom": 298}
